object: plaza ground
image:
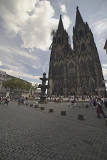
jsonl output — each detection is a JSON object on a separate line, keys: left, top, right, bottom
{"left": 0, "top": 101, "right": 107, "bottom": 160}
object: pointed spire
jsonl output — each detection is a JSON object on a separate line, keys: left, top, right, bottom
{"left": 57, "top": 15, "right": 64, "bottom": 31}
{"left": 75, "top": 6, "right": 84, "bottom": 27}
{"left": 85, "top": 22, "right": 90, "bottom": 32}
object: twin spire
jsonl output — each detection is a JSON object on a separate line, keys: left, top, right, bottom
{"left": 57, "top": 6, "right": 84, "bottom": 32}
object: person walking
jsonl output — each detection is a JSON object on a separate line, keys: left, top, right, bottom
{"left": 96, "top": 98, "right": 107, "bottom": 118}
{"left": 18, "top": 96, "right": 22, "bottom": 106}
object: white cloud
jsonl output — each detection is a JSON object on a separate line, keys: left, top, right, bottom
{"left": 0, "top": 68, "right": 40, "bottom": 81}
{"left": 0, "top": 0, "right": 38, "bottom": 33}
{"left": 92, "top": 19, "right": 107, "bottom": 36}
{"left": 0, "top": 0, "right": 59, "bottom": 51}
{"left": 102, "top": 64, "right": 107, "bottom": 68}
{"left": 102, "top": 68, "right": 107, "bottom": 81}
{"left": 0, "top": 45, "right": 38, "bottom": 61}
{"left": 0, "top": 61, "right": 3, "bottom": 66}
{"left": 62, "top": 15, "right": 71, "bottom": 30}
{"left": 0, "top": 0, "right": 72, "bottom": 51}
{"left": 60, "top": 4, "right": 67, "bottom": 14}
{"left": 20, "top": 1, "right": 59, "bottom": 51}
{"left": 0, "top": 43, "right": 42, "bottom": 79}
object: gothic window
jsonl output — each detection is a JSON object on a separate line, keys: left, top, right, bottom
{"left": 68, "top": 63, "right": 75, "bottom": 78}
{"left": 81, "top": 43, "right": 86, "bottom": 51}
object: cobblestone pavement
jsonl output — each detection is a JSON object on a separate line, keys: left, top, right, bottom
{"left": 0, "top": 101, "right": 107, "bottom": 160}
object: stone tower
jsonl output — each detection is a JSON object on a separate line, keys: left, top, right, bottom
{"left": 48, "top": 7, "right": 105, "bottom": 96}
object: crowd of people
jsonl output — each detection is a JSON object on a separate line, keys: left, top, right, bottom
{"left": 0, "top": 94, "right": 107, "bottom": 119}
{"left": 88, "top": 97, "right": 107, "bottom": 118}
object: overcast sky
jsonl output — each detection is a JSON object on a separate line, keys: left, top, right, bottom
{"left": 0, "top": 0, "right": 107, "bottom": 85}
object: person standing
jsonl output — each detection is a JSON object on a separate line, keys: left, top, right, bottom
{"left": 6, "top": 97, "right": 10, "bottom": 106}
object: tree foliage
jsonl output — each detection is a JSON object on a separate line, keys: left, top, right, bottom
{"left": 2, "top": 78, "right": 32, "bottom": 91}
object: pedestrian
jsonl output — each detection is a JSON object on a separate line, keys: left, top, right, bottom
{"left": 6, "top": 97, "right": 10, "bottom": 106}
{"left": 18, "top": 96, "right": 22, "bottom": 105}
{"left": 96, "top": 98, "right": 107, "bottom": 118}
{"left": 89, "top": 98, "right": 93, "bottom": 108}
{"left": 93, "top": 98, "right": 97, "bottom": 108}
{"left": 3, "top": 97, "right": 7, "bottom": 106}
{"left": 68, "top": 100, "right": 71, "bottom": 107}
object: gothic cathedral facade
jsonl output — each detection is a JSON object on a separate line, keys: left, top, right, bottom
{"left": 48, "top": 7, "right": 105, "bottom": 96}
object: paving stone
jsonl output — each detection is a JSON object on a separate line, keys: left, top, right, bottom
{"left": 0, "top": 101, "right": 107, "bottom": 160}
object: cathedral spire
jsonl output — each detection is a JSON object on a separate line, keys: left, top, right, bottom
{"left": 57, "top": 15, "right": 64, "bottom": 31}
{"left": 75, "top": 6, "right": 84, "bottom": 27}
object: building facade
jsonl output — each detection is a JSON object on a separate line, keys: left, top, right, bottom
{"left": 48, "top": 7, "right": 105, "bottom": 96}
{"left": 0, "top": 70, "right": 31, "bottom": 98}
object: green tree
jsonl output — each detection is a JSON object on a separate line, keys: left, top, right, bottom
{"left": 2, "top": 78, "right": 32, "bottom": 91}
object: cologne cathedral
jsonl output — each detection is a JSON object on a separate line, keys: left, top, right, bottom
{"left": 48, "top": 7, "right": 105, "bottom": 96}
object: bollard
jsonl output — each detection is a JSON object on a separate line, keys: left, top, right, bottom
{"left": 49, "top": 109, "right": 53, "bottom": 112}
{"left": 30, "top": 104, "right": 33, "bottom": 107}
{"left": 41, "top": 107, "right": 44, "bottom": 110}
{"left": 61, "top": 111, "right": 66, "bottom": 116}
{"left": 34, "top": 104, "right": 39, "bottom": 108}
{"left": 78, "top": 114, "right": 84, "bottom": 120}
{"left": 26, "top": 103, "right": 29, "bottom": 106}
{"left": 86, "top": 105, "right": 89, "bottom": 108}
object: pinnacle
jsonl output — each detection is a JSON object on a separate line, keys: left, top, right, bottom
{"left": 57, "top": 14, "right": 64, "bottom": 31}
{"left": 75, "top": 6, "right": 84, "bottom": 27}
